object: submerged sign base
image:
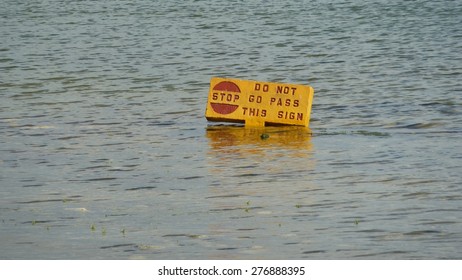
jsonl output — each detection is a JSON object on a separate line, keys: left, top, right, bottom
{"left": 205, "top": 77, "right": 314, "bottom": 127}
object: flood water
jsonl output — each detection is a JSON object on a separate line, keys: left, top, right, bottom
{"left": 1, "top": 0, "right": 461, "bottom": 259}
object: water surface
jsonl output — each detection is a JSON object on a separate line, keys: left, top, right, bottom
{"left": 1, "top": 0, "right": 461, "bottom": 259}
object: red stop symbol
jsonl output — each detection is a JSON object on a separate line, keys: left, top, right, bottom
{"left": 210, "top": 81, "right": 241, "bottom": 115}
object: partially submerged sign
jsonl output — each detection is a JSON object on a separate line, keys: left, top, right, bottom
{"left": 205, "top": 77, "right": 314, "bottom": 127}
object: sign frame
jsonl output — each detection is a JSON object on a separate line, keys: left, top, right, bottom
{"left": 205, "top": 77, "right": 314, "bottom": 127}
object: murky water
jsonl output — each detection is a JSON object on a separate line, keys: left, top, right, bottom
{"left": 1, "top": 0, "right": 461, "bottom": 259}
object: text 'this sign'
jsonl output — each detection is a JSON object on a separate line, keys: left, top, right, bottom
{"left": 205, "top": 77, "right": 314, "bottom": 127}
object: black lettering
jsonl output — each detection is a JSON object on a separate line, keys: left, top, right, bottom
{"left": 277, "top": 86, "right": 290, "bottom": 94}
{"left": 243, "top": 107, "right": 266, "bottom": 117}
{"left": 256, "top": 83, "right": 269, "bottom": 92}
{"left": 249, "top": 95, "right": 261, "bottom": 103}
{"left": 270, "top": 97, "right": 299, "bottom": 107}
{"left": 213, "top": 92, "right": 239, "bottom": 103}
{"left": 277, "top": 111, "right": 301, "bottom": 120}
{"left": 276, "top": 86, "right": 297, "bottom": 95}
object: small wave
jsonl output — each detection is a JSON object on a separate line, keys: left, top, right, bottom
{"left": 100, "top": 243, "right": 135, "bottom": 250}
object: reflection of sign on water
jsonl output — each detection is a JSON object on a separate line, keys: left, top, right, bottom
{"left": 205, "top": 125, "right": 315, "bottom": 255}
{"left": 206, "top": 125, "right": 313, "bottom": 160}
{"left": 205, "top": 77, "right": 314, "bottom": 127}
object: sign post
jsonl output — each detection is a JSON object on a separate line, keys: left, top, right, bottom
{"left": 205, "top": 77, "right": 314, "bottom": 127}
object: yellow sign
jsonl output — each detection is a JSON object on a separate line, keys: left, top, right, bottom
{"left": 205, "top": 77, "right": 314, "bottom": 127}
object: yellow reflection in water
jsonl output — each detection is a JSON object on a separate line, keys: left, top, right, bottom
{"left": 204, "top": 125, "right": 315, "bottom": 258}
{"left": 205, "top": 124, "right": 315, "bottom": 195}
{"left": 206, "top": 125, "right": 313, "bottom": 160}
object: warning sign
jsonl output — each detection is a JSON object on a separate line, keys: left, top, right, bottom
{"left": 205, "top": 77, "right": 314, "bottom": 127}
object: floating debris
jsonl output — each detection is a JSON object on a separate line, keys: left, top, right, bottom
{"left": 65, "top": 207, "right": 88, "bottom": 212}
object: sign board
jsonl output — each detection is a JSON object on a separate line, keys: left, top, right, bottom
{"left": 205, "top": 77, "right": 314, "bottom": 127}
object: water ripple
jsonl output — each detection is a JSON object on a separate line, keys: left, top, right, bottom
{"left": 1, "top": 0, "right": 461, "bottom": 260}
